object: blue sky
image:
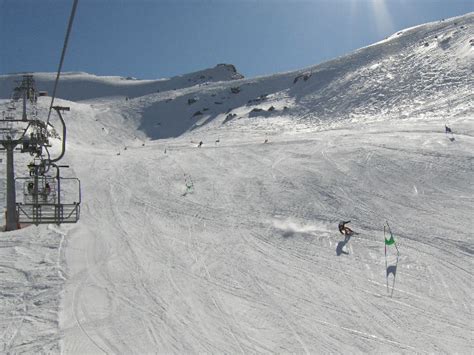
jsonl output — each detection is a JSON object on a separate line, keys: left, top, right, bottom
{"left": 1, "top": 0, "right": 473, "bottom": 79}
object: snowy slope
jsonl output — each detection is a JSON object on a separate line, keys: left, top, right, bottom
{"left": 57, "top": 120, "right": 473, "bottom": 354}
{"left": 0, "top": 13, "right": 473, "bottom": 354}
{"left": 0, "top": 64, "right": 243, "bottom": 102}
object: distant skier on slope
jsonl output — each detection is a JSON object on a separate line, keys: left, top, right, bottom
{"left": 338, "top": 221, "right": 354, "bottom": 236}
{"left": 445, "top": 124, "right": 455, "bottom": 142}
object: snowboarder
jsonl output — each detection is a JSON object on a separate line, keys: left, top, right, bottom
{"left": 338, "top": 221, "right": 353, "bottom": 236}
{"left": 197, "top": 141, "right": 203, "bottom": 148}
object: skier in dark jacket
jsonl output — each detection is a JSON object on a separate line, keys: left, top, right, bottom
{"left": 338, "top": 221, "right": 353, "bottom": 236}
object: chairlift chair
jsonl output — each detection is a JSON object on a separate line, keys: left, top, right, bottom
{"left": 15, "top": 173, "right": 81, "bottom": 225}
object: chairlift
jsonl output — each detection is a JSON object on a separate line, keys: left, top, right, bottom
{"left": 15, "top": 165, "right": 81, "bottom": 225}
{"left": 20, "top": 125, "right": 50, "bottom": 155}
{"left": 1, "top": 70, "right": 81, "bottom": 230}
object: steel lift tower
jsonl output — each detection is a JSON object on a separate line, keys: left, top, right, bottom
{"left": 11, "top": 74, "right": 37, "bottom": 120}
{"left": 1, "top": 134, "right": 20, "bottom": 231}
{"left": 0, "top": 75, "right": 39, "bottom": 230}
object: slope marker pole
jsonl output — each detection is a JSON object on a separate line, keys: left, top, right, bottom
{"left": 384, "top": 224, "right": 389, "bottom": 293}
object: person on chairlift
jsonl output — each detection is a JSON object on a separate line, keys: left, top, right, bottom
{"left": 42, "top": 183, "right": 51, "bottom": 201}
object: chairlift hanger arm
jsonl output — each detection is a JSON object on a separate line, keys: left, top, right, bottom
{"left": 40, "top": 147, "right": 53, "bottom": 175}
{"left": 47, "top": 106, "right": 67, "bottom": 163}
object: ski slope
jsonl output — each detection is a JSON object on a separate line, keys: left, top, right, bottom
{"left": 1, "top": 13, "right": 473, "bottom": 353}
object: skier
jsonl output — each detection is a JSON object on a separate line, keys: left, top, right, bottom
{"left": 182, "top": 174, "right": 194, "bottom": 196}
{"left": 445, "top": 125, "right": 455, "bottom": 142}
{"left": 338, "top": 220, "right": 353, "bottom": 236}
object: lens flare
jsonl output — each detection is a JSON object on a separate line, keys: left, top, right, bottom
{"left": 370, "top": 0, "right": 394, "bottom": 35}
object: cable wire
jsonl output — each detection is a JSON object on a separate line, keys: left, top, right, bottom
{"left": 47, "top": 0, "right": 79, "bottom": 125}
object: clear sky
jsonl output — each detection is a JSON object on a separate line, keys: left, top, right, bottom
{"left": 1, "top": 0, "right": 473, "bottom": 79}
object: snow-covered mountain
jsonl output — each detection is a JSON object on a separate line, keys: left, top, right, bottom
{"left": 0, "top": 63, "right": 243, "bottom": 102}
{"left": 0, "top": 13, "right": 473, "bottom": 354}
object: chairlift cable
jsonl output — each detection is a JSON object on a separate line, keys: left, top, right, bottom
{"left": 46, "top": 0, "right": 79, "bottom": 125}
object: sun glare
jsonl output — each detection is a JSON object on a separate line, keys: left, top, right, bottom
{"left": 370, "top": 0, "right": 395, "bottom": 36}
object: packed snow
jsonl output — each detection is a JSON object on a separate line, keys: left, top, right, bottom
{"left": 0, "top": 13, "right": 473, "bottom": 353}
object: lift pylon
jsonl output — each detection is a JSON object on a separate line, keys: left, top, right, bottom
{"left": 1, "top": 74, "right": 81, "bottom": 230}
